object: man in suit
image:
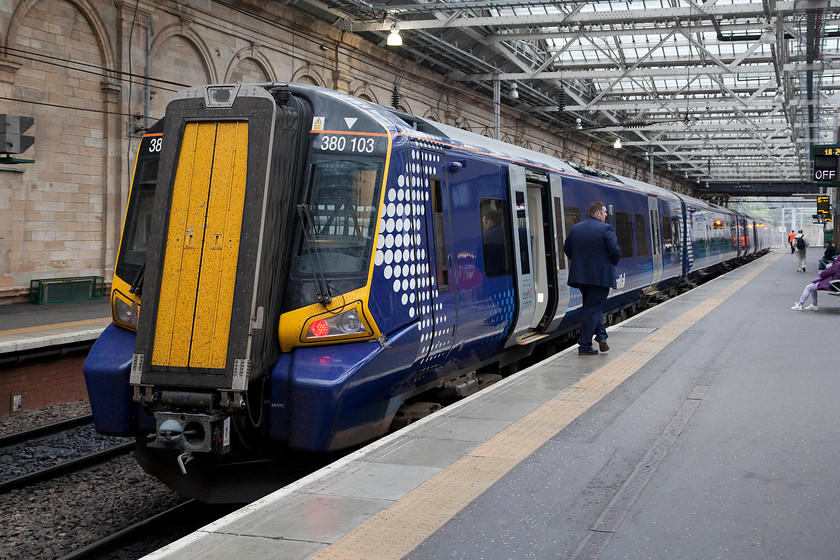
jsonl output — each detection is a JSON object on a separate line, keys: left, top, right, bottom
{"left": 563, "top": 201, "right": 621, "bottom": 355}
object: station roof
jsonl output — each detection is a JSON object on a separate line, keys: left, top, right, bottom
{"left": 292, "top": 0, "right": 840, "bottom": 188}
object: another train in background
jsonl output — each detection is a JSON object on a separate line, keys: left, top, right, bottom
{"left": 83, "top": 82, "right": 771, "bottom": 502}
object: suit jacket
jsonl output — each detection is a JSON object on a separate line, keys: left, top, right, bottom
{"left": 563, "top": 217, "right": 621, "bottom": 288}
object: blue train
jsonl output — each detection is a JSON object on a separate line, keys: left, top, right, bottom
{"left": 84, "top": 82, "right": 770, "bottom": 501}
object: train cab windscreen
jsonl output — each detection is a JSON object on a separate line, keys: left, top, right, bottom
{"left": 115, "top": 150, "right": 159, "bottom": 285}
{"left": 286, "top": 157, "right": 384, "bottom": 308}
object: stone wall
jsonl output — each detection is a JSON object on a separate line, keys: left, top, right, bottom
{"left": 0, "top": 0, "right": 690, "bottom": 299}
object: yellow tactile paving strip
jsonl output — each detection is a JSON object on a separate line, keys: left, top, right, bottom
{"left": 0, "top": 317, "right": 111, "bottom": 337}
{"left": 312, "top": 251, "right": 782, "bottom": 560}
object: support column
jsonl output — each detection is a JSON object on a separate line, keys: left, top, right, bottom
{"left": 101, "top": 77, "right": 123, "bottom": 283}
{"left": 493, "top": 76, "right": 500, "bottom": 141}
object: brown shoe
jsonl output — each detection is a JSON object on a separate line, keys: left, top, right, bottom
{"left": 598, "top": 339, "right": 609, "bottom": 352}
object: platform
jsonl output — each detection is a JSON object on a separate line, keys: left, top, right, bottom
{"left": 137, "top": 249, "right": 837, "bottom": 558}
{"left": 0, "top": 298, "right": 110, "bottom": 355}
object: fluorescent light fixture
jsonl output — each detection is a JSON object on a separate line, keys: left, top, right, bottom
{"left": 613, "top": 137, "right": 622, "bottom": 149}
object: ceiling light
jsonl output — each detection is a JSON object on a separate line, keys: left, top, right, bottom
{"left": 387, "top": 24, "right": 402, "bottom": 46}
{"left": 509, "top": 82, "right": 519, "bottom": 100}
{"left": 613, "top": 137, "right": 622, "bottom": 149}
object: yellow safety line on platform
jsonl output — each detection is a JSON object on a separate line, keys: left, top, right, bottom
{"left": 312, "top": 250, "right": 783, "bottom": 560}
{"left": 0, "top": 317, "right": 110, "bottom": 337}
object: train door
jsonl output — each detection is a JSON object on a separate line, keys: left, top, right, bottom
{"left": 414, "top": 148, "right": 457, "bottom": 367}
{"left": 648, "top": 196, "right": 663, "bottom": 284}
{"left": 543, "top": 173, "right": 570, "bottom": 331}
{"left": 527, "top": 185, "right": 548, "bottom": 327}
{"left": 504, "top": 165, "right": 536, "bottom": 347}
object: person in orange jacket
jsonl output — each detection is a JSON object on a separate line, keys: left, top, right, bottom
{"left": 789, "top": 230, "right": 796, "bottom": 253}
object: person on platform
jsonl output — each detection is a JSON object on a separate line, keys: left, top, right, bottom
{"left": 791, "top": 257, "right": 840, "bottom": 311}
{"left": 794, "top": 230, "right": 808, "bottom": 272}
{"left": 563, "top": 201, "right": 621, "bottom": 355}
{"left": 818, "top": 240, "right": 837, "bottom": 270}
{"left": 789, "top": 230, "right": 796, "bottom": 254}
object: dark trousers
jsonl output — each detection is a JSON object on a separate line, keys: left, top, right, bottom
{"left": 578, "top": 285, "right": 610, "bottom": 349}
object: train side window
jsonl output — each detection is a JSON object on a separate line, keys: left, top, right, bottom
{"left": 514, "top": 191, "right": 531, "bottom": 275}
{"left": 431, "top": 177, "right": 450, "bottom": 290}
{"left": 635, "top": 213, "right": 649, "bottom": 256}
{"left": 649, "top": 210, "right": 660, "bottom": 255}
{"left": 661, "top": 215, "right": 672, "bottom": 252}
{"left": 480, "top": 198, "right": 512, "bottom": 277}
{"left": 564, "top": 206, "right": 581, "bottom": 231}
{"left": 614, "top": 211, "right": 634, "bottom": 257}
{"left": 554, "top": 198, "right": 566, "bottom": 270}
{"left": 671, "top": 217, "right": 681, "bottom": 251}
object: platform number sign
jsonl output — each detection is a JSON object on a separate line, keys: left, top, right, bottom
{"left": 812, "top": 145, "right": 840, "bottom": 183}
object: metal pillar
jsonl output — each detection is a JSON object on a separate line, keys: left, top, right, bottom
{"left": 493, "top": 77, "right": 500, "bottom": 141}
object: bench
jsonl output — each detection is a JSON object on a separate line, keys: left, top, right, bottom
{"left": 29, "top": 276, "right": 105, "bottom": 304}
{"left": 825, "top": 279, "right": 840, "bottom": 297}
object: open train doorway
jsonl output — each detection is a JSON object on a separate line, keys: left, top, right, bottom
{"left": 505, "top": 165, "right": 564, "bottom": 347}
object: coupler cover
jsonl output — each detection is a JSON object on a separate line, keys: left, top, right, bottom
{"left": 149, "top": 412, "right": 231, "bottom": 454}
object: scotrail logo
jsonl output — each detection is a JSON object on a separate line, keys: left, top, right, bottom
{"left": 615, "top": 272, "right": 626, "bottom": 289}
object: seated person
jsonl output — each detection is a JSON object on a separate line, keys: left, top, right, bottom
{"left": 818, "top": 240, "right": 837, "bottom": 270}
{"left": 791, "top": 257, "right": 840, "bottom": 310}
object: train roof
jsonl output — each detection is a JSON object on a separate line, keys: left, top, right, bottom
{"left": 189, "top": 83, "right": 739, "bottom": 215}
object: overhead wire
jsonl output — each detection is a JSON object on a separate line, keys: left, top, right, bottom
{"left": 2, "top": 45, "right": 188, "bottom": 92}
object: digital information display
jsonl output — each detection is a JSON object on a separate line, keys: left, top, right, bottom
{"left": 812, "top": 145, "right": 840, "bottom": 183}
{"left": 818, "top": 195, "right": 830, "bottom": 215}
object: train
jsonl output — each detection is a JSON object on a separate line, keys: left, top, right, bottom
{"left": 83, "top": 82, "right": 771, "bottom": 502}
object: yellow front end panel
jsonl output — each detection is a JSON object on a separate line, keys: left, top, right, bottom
{"left": 152, "top": 121, "right": 248, "bottom": 370}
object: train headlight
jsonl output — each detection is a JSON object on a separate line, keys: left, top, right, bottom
{"left": 337, "top": 309, "right": 364, "bottom": 333}
{"left": 204, "top": 84, "right": 240, "bottom": 108}
{"left": 113, "top": 290, "right": 140, "bottom": 331}
{"left": 302, "top": 303, "right": 373, "bottom": 343}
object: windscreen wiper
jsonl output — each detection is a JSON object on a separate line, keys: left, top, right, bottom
{"left": 129, "top": 262, "right": 145, "bottom": 296}
{"left": 296, "top": 203, "right": 333, "bottom": 305}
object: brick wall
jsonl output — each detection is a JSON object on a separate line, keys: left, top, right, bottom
{"left": 0, "top": 353, "right": 89, "bottom": 418}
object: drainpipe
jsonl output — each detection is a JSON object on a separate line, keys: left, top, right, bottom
{"left": 145, "top": 15, "right": 151, "bottom": 131}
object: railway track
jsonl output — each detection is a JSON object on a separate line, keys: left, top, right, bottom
{"left": 0, "top": 415, "right": 135, "bottom": 494}
{"left": 54, "top": 499, "right": 238, "bottom": 560}
{"left": 0, "top": 414, "right": 94, "bottom": 445}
